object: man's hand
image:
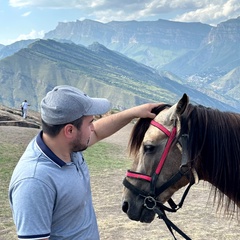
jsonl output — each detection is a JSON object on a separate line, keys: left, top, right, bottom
{"left": 130, "top": 103, "right": 162, "bottom": 119}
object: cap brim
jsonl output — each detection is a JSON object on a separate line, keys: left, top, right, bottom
{"left": 85, "top": 98, "right": 111, "bottom": 116}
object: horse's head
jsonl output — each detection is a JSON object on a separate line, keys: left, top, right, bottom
{"left": 122, "top": 93, "right": 194, "bottom": 223}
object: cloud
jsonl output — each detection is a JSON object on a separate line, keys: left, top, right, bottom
{"left": 9, "top": 0, "right": 89, "bottom": 8}
{"left": 8, "top": 0, "right": 240, "bottom": 25}
{"left": 1, "top": 29, "right": 44, "bottom": 45}
{"left": 18, "top": 29, "right": 44, "bottom": 39}
{"left": 21, "top": 11, "right": 31, "bottom": 17}
{"left": 9, "top": 0, "right": 31, "bottom": 7}
{"left": 172, "top": 0, "right": 240, "bottom": 25}
{"left": 1, "top": 29, "right": 45, "bottom": 45}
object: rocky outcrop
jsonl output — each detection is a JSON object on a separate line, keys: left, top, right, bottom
{"left": 44, "top": 19, "right": 212, "bottom": 69}
{"left": 0, "top": 106, "right": 41, "bottom": 129}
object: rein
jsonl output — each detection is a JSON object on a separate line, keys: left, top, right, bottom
{"left": 123, "top": 119, "right": 197, "bottom": 240}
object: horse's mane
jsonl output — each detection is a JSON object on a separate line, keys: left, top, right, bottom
{"left": 128, "top": 104, "right": 171, "bottom": 157}
{"left": 180, "top": 104, "right": 240, "bottom": 215}
{"left": 129, "top": 102, "right": 240, "bottom": 216}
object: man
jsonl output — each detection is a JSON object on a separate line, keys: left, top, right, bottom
{"left": 21, "top": 100, "right": 30, "bottom": 118}
{"left": 9, "top": 85, "right": 159, "bottom": 240}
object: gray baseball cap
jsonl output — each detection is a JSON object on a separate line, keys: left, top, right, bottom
{"left": 41, "top": 85, "right": 111, "bottom": 125}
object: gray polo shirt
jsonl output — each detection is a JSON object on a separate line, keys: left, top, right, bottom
{"left": 9, "top": 131, "right": 99, "bottom": 240}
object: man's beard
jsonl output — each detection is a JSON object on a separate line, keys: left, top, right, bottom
{"left": 71, "top": 138, "right": 90, "bottom": 152}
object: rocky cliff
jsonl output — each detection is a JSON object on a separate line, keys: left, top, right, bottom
{"left": 0, "top": 39, "right": 237, "bottom": 112}
{"left": 45, "top": 19, "right": 212, "bottom": 69}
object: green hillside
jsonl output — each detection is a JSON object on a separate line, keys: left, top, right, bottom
{"left": 0, "top": 39, "right": 237, "bottom": 112}
{"left": 0, "top": 39, "right": 178, "bottom": 111}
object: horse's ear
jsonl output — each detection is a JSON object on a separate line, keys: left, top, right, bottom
{"left": 176, "top": 93, "right": 189, "bottom": 116}
{"left": 168, "top": 94, "right": 189, "bottom": 122}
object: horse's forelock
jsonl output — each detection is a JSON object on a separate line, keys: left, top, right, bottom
{"left": 128, "top": 104, "right": 171, "bottom": 157}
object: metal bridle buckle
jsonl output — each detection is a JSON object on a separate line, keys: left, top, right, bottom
{"left": 144, "top": 196, "right": 157, "bottom": 210}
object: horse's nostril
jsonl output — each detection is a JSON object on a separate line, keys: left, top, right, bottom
{"left": 122, "top": 201, "right": 129, "bottom": 213}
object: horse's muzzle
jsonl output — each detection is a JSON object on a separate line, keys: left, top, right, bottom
{"left": 122, "top": 200, "right": 155, "bottom": 223}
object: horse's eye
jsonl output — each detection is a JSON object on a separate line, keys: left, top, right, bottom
{"left": 144, "top": 145, "right": 155, "bottom": 153}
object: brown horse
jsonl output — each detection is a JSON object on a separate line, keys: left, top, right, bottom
{"left": 122, "top": 93, "right": 240, "bottom": 227}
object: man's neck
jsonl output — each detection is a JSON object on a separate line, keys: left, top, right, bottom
{"left": 42, "top": 132, "right": 71, "bottom": 162}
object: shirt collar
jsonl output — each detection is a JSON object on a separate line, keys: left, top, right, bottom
{"left": 36, "top": 131, "right": 66, "bottom": 167}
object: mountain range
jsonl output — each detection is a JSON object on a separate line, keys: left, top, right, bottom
{"left": 0, "top": 17, "right": 240, "bottom": 112}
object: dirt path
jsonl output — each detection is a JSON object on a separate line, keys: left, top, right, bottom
{"left": 93, "top": 170, "right": 240, "bottom": 240}
{"left": 98, "top": 124, "right": 240, "bottom": 240}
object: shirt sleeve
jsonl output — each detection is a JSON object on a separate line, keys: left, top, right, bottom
{"left": 9, "top": 178, "right": 55, "bottom": 239}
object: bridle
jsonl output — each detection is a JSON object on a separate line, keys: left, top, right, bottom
{"left": 123, "top": 119, "right": 199, "bottom": 240}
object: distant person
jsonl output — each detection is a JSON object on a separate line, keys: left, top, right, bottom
{"left": 21, "top": 100, "right": 30, "bottom": 119}
{"left": 20, "top": 104, "right": 24, "bottom": 117}
{"left": 9, "top": 85, "right": 159, "bottom": 240}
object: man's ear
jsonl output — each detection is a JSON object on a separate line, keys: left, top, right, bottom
{"left": 64, "top": 124, "right": 74, "bottom": 138}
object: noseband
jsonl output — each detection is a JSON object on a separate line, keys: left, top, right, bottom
{"left": 123, "top": 119, "right": 198, "bottom": 240}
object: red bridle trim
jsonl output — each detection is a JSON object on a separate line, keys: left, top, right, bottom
{"left": 126, "top": 119, "right": 177, "bottom": 180}
{"left": 155, "top": 124, "right": 176, "bottom": 174}
{"left": 127, "top": 171, "right": 152, "bottom": 182}
{"left": 151, "top": 120, "right": 171, "bottom": 137}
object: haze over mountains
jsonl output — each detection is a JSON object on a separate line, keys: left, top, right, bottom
{"left": 0, "top": 17, "right": 240, "bottom": 112}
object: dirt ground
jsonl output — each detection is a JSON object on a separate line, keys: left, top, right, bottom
{"left": 1, "top": 124, "right": 240, "bottom": 240}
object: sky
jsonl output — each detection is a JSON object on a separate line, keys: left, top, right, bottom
{"left": 1, "top": 0, "right": 240, "bottom": 45}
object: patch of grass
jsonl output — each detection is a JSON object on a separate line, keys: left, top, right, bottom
{"left": 84, "top": 142, "right": 131, "bottom": 174}
{"left": 0, "top": 144, "right": 25, "bottom": 239}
